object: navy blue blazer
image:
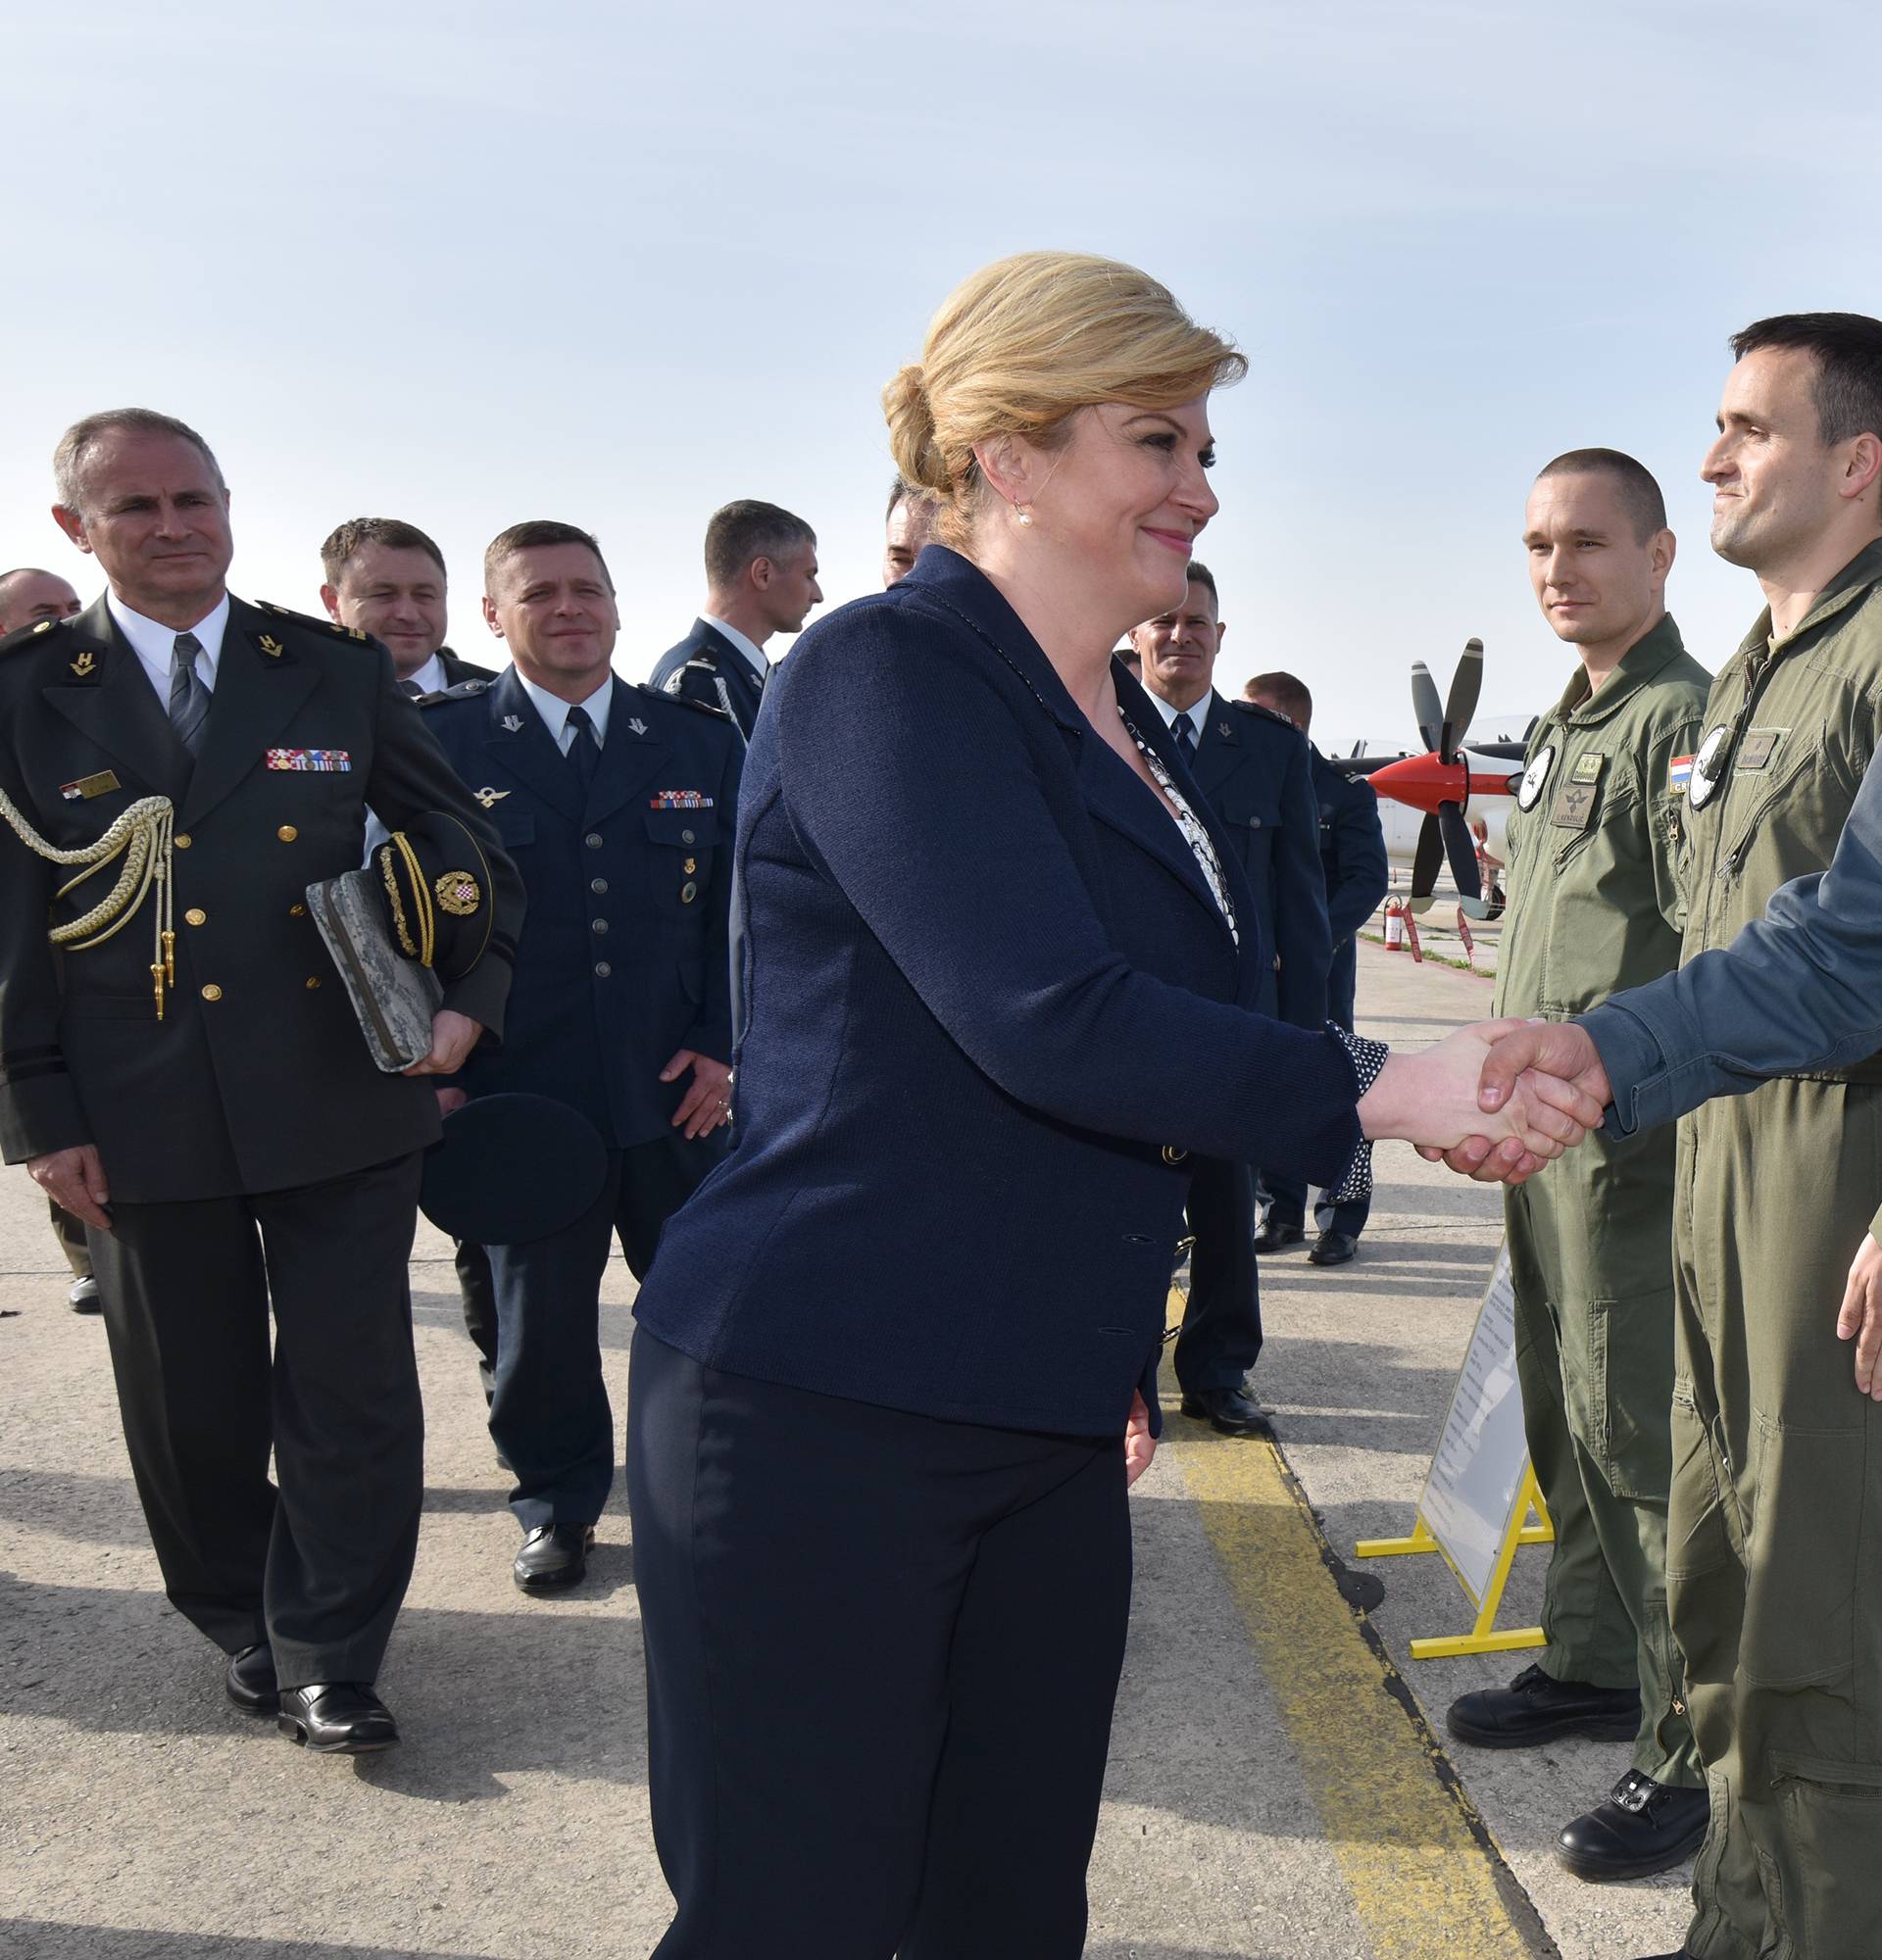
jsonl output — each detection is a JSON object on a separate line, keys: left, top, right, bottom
{"left": 424, "top": 667, "right": 741, "bottom": 1150}
{"left": 1188, "top": 695, "right": 1331, "bottom": 1028}
{"left": 633, "top": 549, "right": 1362, "bottom": 1437}
{"left": 1311, "top": 745, "right": 1390, "bottom": 1021}
{"left": 648, "top": 617, "right": 766, "bottom": 740}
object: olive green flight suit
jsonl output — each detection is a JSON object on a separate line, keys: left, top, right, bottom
{"left": 1666, "top": 540, "right": 1882, "bottom": 1960}
{"left": 1495, "top": 614, "right": 1710, "bottom": 1791}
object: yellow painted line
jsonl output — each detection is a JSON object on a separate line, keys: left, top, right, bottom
{"left": 1169, "top": 1420, "right": 1557, "bottom": 1959}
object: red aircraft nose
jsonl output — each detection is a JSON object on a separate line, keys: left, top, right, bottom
{"left": 1368, "top": 751, "right": 1468, "bottom": 816}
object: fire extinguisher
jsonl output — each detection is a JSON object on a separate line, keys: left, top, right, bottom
{"left": 1382, "top": 898, "right": 1406, "bottom": 952}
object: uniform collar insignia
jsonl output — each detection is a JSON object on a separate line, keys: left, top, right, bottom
{"left": 628, "top": 716, "right": 649, "bottom": 736}
{"left": 70, "top": 649, "right": 97, "bottom": 677}
{"left": 1216, "top": 720, "right": 1230, "bottom": 739}
{"left": 501, "top": 713, "right": 523, "bottom": 731}
{"left": 259, "top": 634, "right": 285, "bottom": 658}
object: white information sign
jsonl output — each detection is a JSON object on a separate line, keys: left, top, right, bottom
{"left": 1416, "top": 1244, "right": 1532, "bottom": 1605}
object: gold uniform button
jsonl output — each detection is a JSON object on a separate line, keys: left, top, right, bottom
{"left": 173, "top": 832, "right": 192, "bottom": 849}
{"left": 288, "top": 902, "right": 308, "bottom": 918}
{"left": 184, "top": 907, "right": 207, "bottom": 926}
{"left": 305, "top": 976, "right": 322, "bottom": 990}
{"left": 276, "top": 824, "right": 298, "bottom": 843}
{"left": 680, "top": 880, "right": 698, "bottom": 904}
{"left": 1162, "top": 1145, "right": 1189, "bottom": 1166}
{"left": 200, "top": 984, "right": 223, "bottom": 1003}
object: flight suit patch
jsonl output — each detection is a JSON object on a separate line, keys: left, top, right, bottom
{"left": 1516, "top": 744, "right": 1556, "bottom": 810}
{"left": 1570, "top": 752, "right": 1605, "bottom": 785}
{"left": 1735, "top": 728, "right": 1785, "bottom": 772}
{"left": 1550, "top": 780, "right": 1600, "bottom": 829}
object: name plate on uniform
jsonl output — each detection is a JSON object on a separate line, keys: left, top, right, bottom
{"left": 60, "top": 770, "right": 122, "bottom": 802}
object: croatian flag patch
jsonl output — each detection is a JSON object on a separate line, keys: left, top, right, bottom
{"left": 267, "top": 749, "right": 351, "bottom": 772}
{"left": 1668, "top": 755, "right": 1694, "bottom": 795}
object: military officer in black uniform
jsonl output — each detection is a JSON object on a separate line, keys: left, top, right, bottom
{"left": 319, "top": 515, "right": 505, "bottom": 1394}
{"left": 648, "top": 498, "right": 819, "bottom": 739}
{"left": 1127, "top": 561, "right": 1332, "bottom": 1434}
{"left": 424, "top": 520, "right": 740, "bottom": 1591}
{"left": 0, "top": 409, "right": 520, "bottom": 1752}
{"left": 1246, "top": 671, "right": 1390, "bottom": 1265}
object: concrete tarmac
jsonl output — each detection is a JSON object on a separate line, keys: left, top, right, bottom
{"left": 0, "top": 942, "right": 1690, "bottom": 1959}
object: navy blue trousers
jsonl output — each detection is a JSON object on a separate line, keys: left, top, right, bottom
{"left": 1174, "top": 1152, "right": 1263, "bottom": 1393}
{"left": 1261, "top": 939, "right": 1370, "bottom": 1238}
{"left": 487, "top": 1130, "right": 717, "bottom": 1530}
{"left": 627, "top": 1329, "right": 1131, "bottom": 1959}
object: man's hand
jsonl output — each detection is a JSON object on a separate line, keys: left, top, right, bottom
{"left": 1415, "top": 1018, "right": 1614, "bottom": 1183}
{"left": 402, "top": 1009, "right": 483, "bottom": 1078}
{"left": 29, "top": 1144, "right": 111, "bottom": 1232}
{"left": 662, "top": 1051, "right": 733, "bottom": 1141}
{"left": 1124, "top": 1391, "right": 1157, "bottom": 1488}
{"left": 1838, "top": 1234, "right": 1882, "bottom": 1396}
{"left": 434, "top": 1086, "right": 468, "bottom": 1118}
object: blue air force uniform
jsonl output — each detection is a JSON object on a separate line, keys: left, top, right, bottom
{"left": 1263, "top": 745, "right": 1390, "bottom": 1239}
{"left": 1145, "top": 687, "right": 1332, "bottom": 1396}
{"left": 421, "top": 666, "right": 741, "bottom": 1530}
{"left": 648, "top": 616, "right": 768, "bottom": 741}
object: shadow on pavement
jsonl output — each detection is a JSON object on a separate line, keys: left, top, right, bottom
{"left": 1, "top": 1927, "right": 506, "bottom": 1959}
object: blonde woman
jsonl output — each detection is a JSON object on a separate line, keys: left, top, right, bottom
{"left": 627, "top": 252, "right": 1596, "bottom": 1956}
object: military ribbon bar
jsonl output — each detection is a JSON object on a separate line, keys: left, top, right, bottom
{"left": 267, "top": 749, "right": 352, "bottom": 772}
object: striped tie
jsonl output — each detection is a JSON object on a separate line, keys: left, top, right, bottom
{"left": 169, "top": 632, "right": 210, "bottom": 756}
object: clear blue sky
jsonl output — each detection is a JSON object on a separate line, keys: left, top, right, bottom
{"left": 5, "top": 1, "right": 1879, "bottom": 744}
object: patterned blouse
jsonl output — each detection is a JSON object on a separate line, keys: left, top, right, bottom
{"left": 1119, "top": 705, "right": 1380, "bottom": 1203}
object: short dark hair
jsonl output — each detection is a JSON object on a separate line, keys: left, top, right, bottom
{"left": 1730, "top": 312, "right": 1882, "bottom": 450}
{"left": 1244, "top": 670, "right": 1312, "bottom": 728}
{"left": 321, "top": 516, "right": 447, "bottom": 586}
{"left": 53, "top": 408, "right": 224, "bottom": 512}
{"left": 1183, "top": 560, "right": 1219, "bottom": 605}
{"left": 483, "top": 519, "right": 615, "bottom": 592}
{"left": 704, "top": 499, "right": 815, "bottom": 590}
{"left": 885, "top": 476, "right": 939, "bottom": 522}
{"left": 1534, "top": 447, "right": 1668, "bottom": 542}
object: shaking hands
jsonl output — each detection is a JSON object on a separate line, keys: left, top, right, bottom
{"left": 1358, "top": 1018, "right": 1610, "bottom": 1187}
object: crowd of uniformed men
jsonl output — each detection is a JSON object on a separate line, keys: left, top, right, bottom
{"left": 5, "top": 304, "right": 1882, "bottom": 1960}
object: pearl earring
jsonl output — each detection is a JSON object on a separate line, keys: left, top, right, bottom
{"left": 1016, "top": 507, "right": 1033, "bottom": 528}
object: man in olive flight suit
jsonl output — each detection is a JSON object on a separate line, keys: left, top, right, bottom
{"left": 1446, "top": 451, "right": 1711, "bottom": 1884}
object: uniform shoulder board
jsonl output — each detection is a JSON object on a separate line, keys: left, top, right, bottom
{"left": 418, "top": 677, "right": 492, "bottom": 706}
{"left": 1230, "top": 698, "right": 1298, "bottom": 729}
{"left": 632, "top": 680, "right": 729, "bottom": 720}
{"left": 258, "top": 600, "right": 368, "bottom": 641}
{"left": 0, "top": 615, "right": 72, "bottom": 657}
{"left": 681, "top": 652, "right": 720, "bottom": 674}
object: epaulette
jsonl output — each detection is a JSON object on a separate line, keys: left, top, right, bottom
{"left": 1231, "top": 698, "right": 1300, "bottom": 730}
{"left": 631, "top": 680, "right": 730, "bottom": 720}
{"left": 0, "top": 615, "right": 73, "bottom": 657}
{"left": 417, "top": 678, "right": 493, "bottom": 706}
{"left": 258, "top": 600, "right": 370, "bottom": 643}
{"left": 682, "top": 653, "right": 720, "bottom": 674}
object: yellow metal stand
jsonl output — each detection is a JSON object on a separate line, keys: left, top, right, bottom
{"left": 1355, "top": 1465, "right": 1554, "bottom": 1661}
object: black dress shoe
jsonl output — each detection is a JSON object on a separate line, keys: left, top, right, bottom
{"left": 68, "top": 1276, "right": 102, "bottom": 1313}
{"left": 1559, "top": 1771, "right": 1709, "bottom": 1882}
{"left": 514, "top": 1522, "right": 595, "bottom": 1591}
{"left": 276, "top": 1683, "right": 399, "bottom": 1753}
{"left": 1179, "top": 1386, "right": 1274, "bottom": 1437}
{"left": 1446, "top": 1663, "right": 1640, "bottom": 1748}
{"left": 224, "top": 1642, "right": 279, "bottom": 1715}
{"left": 1252, "top": 1221, "right": 1306, "bottom": 1255}
{"left": 1309, "top": 1230, "right": 1359, "bottom": 1267}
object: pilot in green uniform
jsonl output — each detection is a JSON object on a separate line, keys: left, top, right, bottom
{"left": 1445, "top": 451, "right": 1711, "bottom": 1883}
{"left": 1647, "top": 318, "right": 1882, "bottom": 1960}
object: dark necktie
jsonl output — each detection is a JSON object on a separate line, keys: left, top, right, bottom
{"left": 169, "top": 632, "right": 211, "bottom": 757}
{"left": 1172, "top": 710, "right": 1197, "bottom": 766}
{"left": 566, "top": 703, "right": 602, "bottom": 795}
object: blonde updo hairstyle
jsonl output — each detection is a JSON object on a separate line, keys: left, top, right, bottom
{"left": 882, "top": 252, "right": 1247, "bottom": 554}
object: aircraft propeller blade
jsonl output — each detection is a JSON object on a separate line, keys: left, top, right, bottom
{"left": 1409, "top": 812, "right": 1445, "bottom": 913}
{"left": 1411, "top": 661, "right": 1444, "bottom": 756}
{"left": 1437, "top": 637, "right": 1484, "bottom": 763}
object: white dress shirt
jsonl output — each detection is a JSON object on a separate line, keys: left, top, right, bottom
{"left": 700, "top": 613, "right": 770, "bottom": 685}
{"left": 519, "top": 671, "right": 615, "bottom": 754}
{"left": 109, "top": 590, "right": 231, "bottom": 704}
{"left": 402, "top": 651, "right": 447, "bottom": 697}
{"left": 1143, "top": 685, "right": 1216, "bottom": 748}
